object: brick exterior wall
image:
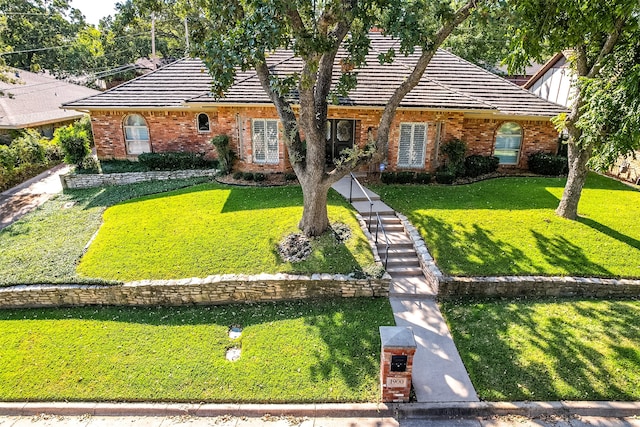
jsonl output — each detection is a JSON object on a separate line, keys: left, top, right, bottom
{"left": 90, "top": 107, "right": 559, "bottom": 173}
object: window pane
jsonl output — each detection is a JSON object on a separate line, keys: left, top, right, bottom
{"left": 336, "top": 120, "right": 352, "bottom": 142}
{"left": 495, "top": 122, "right": 522, "bottom": 164}
{"left": 125, "top": 114, "right": 146, "bottom": 126}
{"left": 198, "top": 114, "right": 210, "bottom": 131}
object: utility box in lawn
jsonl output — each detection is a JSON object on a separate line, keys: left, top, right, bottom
{"left": 379, "top": 326, "right": 416, "bottom": 402}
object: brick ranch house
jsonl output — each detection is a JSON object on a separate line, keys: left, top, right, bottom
{"left": 63, "top": 33, "right": 566, "bottom": 173}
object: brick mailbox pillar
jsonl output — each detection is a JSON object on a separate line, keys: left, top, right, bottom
{"left": 379, "top": 326, "right": 417, "bottom": 403}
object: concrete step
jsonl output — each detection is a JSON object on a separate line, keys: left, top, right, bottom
{"left": 379, "top": 243, "right": 414, "bottom": 252}
{"left": 364, "top": 214, "right": 400, "bottom": 224}
{"left": 385, "top": 256, "right": 422, "bottom": 267}
{"left": 380, "top": 233, "right": 413, "bottom": 245}
{"left": 351, "top": 200, "right": 394, "bottom": 216}
{"left": 389, "top": 276, "right": 437, "bottom": 298}
{"left": 349, "top": 195, "right": 381, "bottom": 202}
{"left": 367, "top": 223, "right": 405, "bottom": 233}
{"left": 386, "top": 266, "right": 424, "bottom": 276}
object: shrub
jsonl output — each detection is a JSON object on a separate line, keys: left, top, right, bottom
{"left": 210, "top": 134, "right": 235, "bottom": 174}
{"left": 284, "top": 172, "right": 297, "bottom": 181}
{"left": 137, "top": 152, "right": 212, "bottom": 170}
{"left": 528, "top": 152, "right": 568, "bottom": 176}
{"left": 396, "top": 171, "right": 415, "bottom": 184}
{"left": 11, "top": 130, "right": 46, "bottom": 165}
{"left": 232, "top": 171, "right": 243, "bottom": 180}
{"left": 440, "top": 139, "right": 467, "bottom": 176}
{"left": 253, "top": 172, "right": 266, "bottom": 182}
{"left": 381, "top": 172, "right": 396, "bottom": 184}
{"left": 435, "top": 170, "right": 456, "bottom": 184}
{"left": 0, "top": 144, "right": 16, "bottom": 170}
{"left": 53, "top": 124, "right": 91, "bottom": 168}
{"left": 415, "top": 172, "right": 431, "bottom": 184}
{"left": 464, "top": 155, "right": 500, "bottom": 178}
{"left": 242, "top": 172, "right": 254, "bottom": 181}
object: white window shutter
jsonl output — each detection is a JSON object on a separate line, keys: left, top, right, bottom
{"left": 412, "top": 124, "right": 426, "bottom": 167}
{"left": 253, "top": 119, "right": 266, "bottom": 163}
{"left": 266, "top": 120, "right": 279, "bottom": 164}
{"left": 398, "top": 124, "right": 412, "bottom": 167}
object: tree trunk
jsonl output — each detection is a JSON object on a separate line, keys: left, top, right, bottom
{"left": 555, "top": 141, "right": 591, "bottom": 220}
{"left": 298, "top": 177, "right": 332, "bottom": 236}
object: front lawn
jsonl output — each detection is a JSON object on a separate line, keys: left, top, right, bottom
{"left": 0, "top": 298, "right": 394, "bottom": 402}
{"left": 0, "top": 178, "right": 213, "bottom": 286}
{"left": 77, "top": 183, "right": 375, "bottom": 281}
{"left": 372, "top": 173, "right": 640, "bottom": 278}
{"left": 441, "top": 298, "right": 640, "bottom": 401}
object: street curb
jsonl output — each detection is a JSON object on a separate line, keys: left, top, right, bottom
{"left": 0, "top": 401, "right": 638, "bottom": 419}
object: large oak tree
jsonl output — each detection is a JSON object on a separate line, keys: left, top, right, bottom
{"left": 507, "top": 0, "right": 640, "bottom": 220}
{"left": 174, "top": 0, "right": 485, "bottom": 236}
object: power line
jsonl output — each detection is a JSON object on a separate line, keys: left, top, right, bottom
{"left": 0, "top": 33, "right": 148, "bottom": 56}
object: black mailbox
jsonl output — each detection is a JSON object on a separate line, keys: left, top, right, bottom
{"left": 390, "top": 355, "right": 408, "bottom": 372}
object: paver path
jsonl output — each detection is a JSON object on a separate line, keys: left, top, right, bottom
{"left": 0, "top": 164, "right": 69, "bottom": 230}
{"left": 332, "top": 175, "right": 478, "bottom": 402}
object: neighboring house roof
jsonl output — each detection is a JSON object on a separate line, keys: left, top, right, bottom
{"left": 523, "top": 52, "right": 575, "bottom": 108}
{"left": 64, "top": 33, "right": 566, "bottom": 117}
{"left": 0, "top": 68, "right": 101, "bottom": 129}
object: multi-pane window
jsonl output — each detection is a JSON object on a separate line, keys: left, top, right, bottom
{"left": 494, "top": 122, "right": 523, "bottom": 164}
{"left": 123, "top": 114, "right": 150, "bottom": 155}
{"left": 197, "top": 113, "right": 210, "bottom": 132}
{"left": 252, "top": 119, "right": 279, "bottom": 164}
{"left": 397, "top": 123, "right": 427, "bottom": 168}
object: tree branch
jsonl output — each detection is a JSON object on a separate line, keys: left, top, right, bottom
{"left": 587, "top": 16, "right": 627, "bottom": 78}
{"left": 254, "top": 60, "right": 305, "bottom": 167}
{"left": 375, "top": 0, "right": 481, "bottom": 162}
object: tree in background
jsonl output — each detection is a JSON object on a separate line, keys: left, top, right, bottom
{"left": 507, "top": 0, "right": 640, "bottom": 220}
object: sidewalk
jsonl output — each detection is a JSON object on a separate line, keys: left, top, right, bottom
{"left": 332, "top": 175, "right": 477, "bottom": 403}
{"left": 0, "top": 164, "right": 70, "bottom": 230}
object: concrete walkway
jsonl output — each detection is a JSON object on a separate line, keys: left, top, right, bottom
{"left": 0, "top": 164, "right": 70, "bottom": 230}
{"left": 332, "top": 175, "right": 478, "bottom": 403}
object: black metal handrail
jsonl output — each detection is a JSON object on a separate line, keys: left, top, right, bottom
{"left": 349, "top": 172, "right": 373, "bottom": 231}
{"left": 349, "top": 173, "right": 391, "bottom": 269}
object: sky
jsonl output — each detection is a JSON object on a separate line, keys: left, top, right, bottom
{"left": 69, "top": 0, "right": 119, "bottom": 26}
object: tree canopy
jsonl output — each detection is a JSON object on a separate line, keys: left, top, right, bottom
{"left": 507, "top": 0, "right": 640, "bottom": 220}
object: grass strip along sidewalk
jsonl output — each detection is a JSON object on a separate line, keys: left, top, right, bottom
{"left": 442, "top": 298, "right": 640, "bottom": 401}
{"left": 0, "top": 298, "right": 394, "bottom": 402}
{"left": 372, "top": 173, "right": 640, "bottom": 278}
{"left": 0, "top": 179, "right": 376, "bottom": 285}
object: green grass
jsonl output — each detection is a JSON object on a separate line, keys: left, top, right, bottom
{"left": 0, "top": 298, "right": 394, "bottom": 402}
{"left": 77, "top": 183, "right": 375, "bottom": 281}
{"left": 441, "top": 298, "right": 640, "bottom": 401}
{"left": 372, "top": 173, "right": 640, "bottom": 278}
{"left": 0, "top": 177, "right": 214, "bottom": 286}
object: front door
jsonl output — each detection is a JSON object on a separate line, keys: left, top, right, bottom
{"left": 325, "top": 119, "right": 355, "bottom": 164}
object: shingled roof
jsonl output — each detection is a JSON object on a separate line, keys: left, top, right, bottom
{"left": 64, "top": 33, "right": 566, "bottom": 117}
{"left": 0, "top": 68, "right": 100, "bottom": 129}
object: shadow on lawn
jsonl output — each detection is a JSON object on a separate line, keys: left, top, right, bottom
{"left": 445, "top": 298, "right": 640, "bottom": 400}
{"left": 578, "top": 217, "right": 640, "bottom": 251}
{"left": 531, "top": 231, "right": 612, "bottom": 277}
{"left": 414, "top": 213, "right": 540, "bottom": 275}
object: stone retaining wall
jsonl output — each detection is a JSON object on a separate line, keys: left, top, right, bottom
{"left": 60, "top": 169, "right": 218, "bottom": 189}
{"left": 0, "top": 274, "right": 391, "bottom": 309}
{"left": 398, "top": 213, "right": 640, "bottom": 299}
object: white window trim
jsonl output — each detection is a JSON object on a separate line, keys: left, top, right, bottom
{"left": 197, "top": 113, "right": 211, "bottom": 133}
{"left": 252, "top": 119, "right": 279, "bottom": 165}
{"left": 123, "top": 114, "right": 151, "bottom": 155}
{"left": 397, "top": 122, "right": 427, "bottom": 169}
{"left": 494, "top": 123, "right": 523, "bottom": 165}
